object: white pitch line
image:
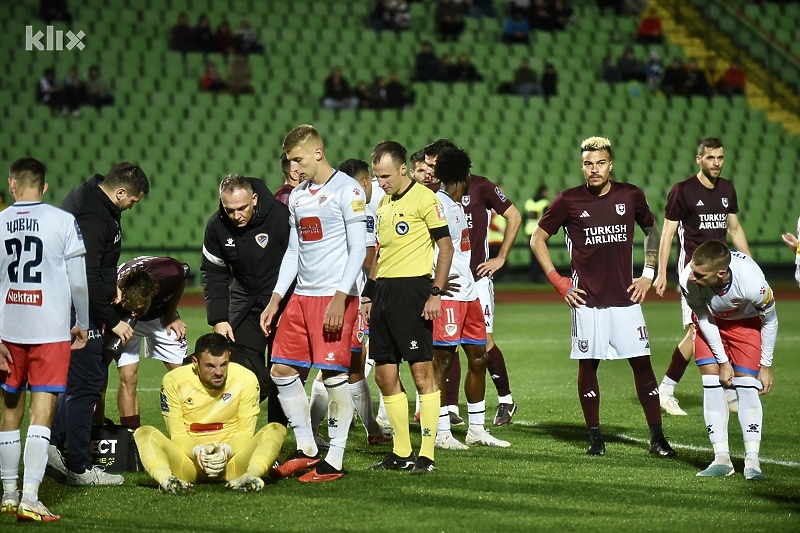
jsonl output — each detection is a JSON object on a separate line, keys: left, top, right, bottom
{"left": 500, "top": 336, "right": 800, "bottom": 344}
{"left": 515, "top": 419, "right": 800, "bottom": 468}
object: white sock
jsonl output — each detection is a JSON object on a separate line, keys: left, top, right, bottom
{"left": 309, "top": 379, "right": 328, "bottom": 434}
{"left": 364, "top": 357, "right": 374, "bottom": 378}
{"left": 498, "top": 394, "right": 513, "bottom": 404}
{"left": 733, "top": 376, "right": 763, "bottom": 458}
{"left": 22, "top": 426, "right": 50, "bottom": 501}
{"left": 415, "top": 391, "right": 420, "bottom": 414}
{"left": 437, "top": 406, "right": 451, "bottom": 437}
{"left": 467, "top": 400, "right": 486, "bottom": 433}
{"left": 349, "top": 379, "right": 381, "bottom": 436}
{"left": 0, "top": 429, "right": 21, "bottom": 495}
{"left": 702, "top": 374, "right": 730, "bottom": 463}
{"left": 271, "top": 374, "right": 317, "bottom": 457}
{"left": 324, "top": 375, "right": 352, "bottom": 471}
{"left": 660, "top": 376, "right": 677, "bottom": 397}
{"left": 377, "top": 394, "right": 389, "bottom": 423}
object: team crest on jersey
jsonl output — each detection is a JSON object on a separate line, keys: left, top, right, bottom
{"left": 461, "top": 195, "right": 471, "bottom": 206}
{"left": 366, "top": 215, "right": 375, "bottom": 233}
{"left": 494, "top": 187, "right": 507, "bottom": 202}
{"left": 255, "top": 233, "right": 269, "bottom": 248}
{"left": 318, "top": 195, "right": 329, "bottom": 208}
{"left": 435, "top": 204, "right": 446, "bottom": 221}
{"left": 445, "top": 324, "right": 457, "bottom": 337}
{"left": 396, "top": 221, "right": 409, "bottom": 235}
{"left": 729, "top": 297, "right": 742, "bottom": 306}
{"left": 615, "top": 204, "right": 626, "bottom": 216}
{"left": 222, "top": 392, "right": 232, "bottom": 403}
{"left": 578, "top": 340, "right": 589, "bottom": 353}
{"left": 356, "top": 330, "right": 364, "bottom": 343}
{"left": 225, "top": 237, "right": 235, "bottom": 247}
{"left": 722, "top": 198, "right": 729, "bottom": 208}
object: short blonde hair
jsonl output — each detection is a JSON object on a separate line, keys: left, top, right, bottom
{"left": 282, "top": 124, "right": 322, "bottom": 153}
{"left": 580, "top": 136, "right": 612, "bottom": 157}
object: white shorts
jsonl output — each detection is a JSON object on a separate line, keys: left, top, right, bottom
{"left": 680, "top": 293, "right": 694, "bottom": 328}
{"left": 474, "top": 276, "right": 494, "bottom": 334}
{"left": 116, "top": 318, "right": 188, "bottom": 368}
{"left": 570, "top": 305, "right": 651, "bottom": 360}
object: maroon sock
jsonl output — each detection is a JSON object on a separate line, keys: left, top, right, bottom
{"left": 486, "top": 345, "right": 511, "bottom": 397}
{"left": 446, "top": 354, "right": 461, "bottom": 406}
{"left": 577, "top": 360, "right": 600, "bottom": 427}
{"left": 629, "top": 356, "right": 662, "bottom": 425}
{"left": 664, "top": 346, "right": 691, "bottom": 383}
{"left": 119, "top": 415, "right": 140, "bottom": 430}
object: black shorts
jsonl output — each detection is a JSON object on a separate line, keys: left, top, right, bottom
{"left": 370, "top": 277, "right": 433, "bottom": 365}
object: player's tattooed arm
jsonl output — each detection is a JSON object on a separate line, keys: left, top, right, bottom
{"left": 642, "top": 224, "right": 660, "bottom": 271}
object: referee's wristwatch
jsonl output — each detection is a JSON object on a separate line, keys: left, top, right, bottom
{"left": 430, "top": 285, "right": 443, "bottom": 296}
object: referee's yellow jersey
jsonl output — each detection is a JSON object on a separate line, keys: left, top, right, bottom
{"left": 376, "top": 181, "right": 448, "bottom": 279}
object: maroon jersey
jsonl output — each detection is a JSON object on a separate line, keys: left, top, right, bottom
{"left": 538, "top": 182, "right": 655, "bottom": 308}
{"left": 117, "top": 256, "right": 190, "bottom": 321}
{"left": 664, "top": 175, "right": 739, "bottom": 275}
{"left": 274, "top": 183, "right": 295, "bottom": 206}
{"left": 462, "top": 175, "right": 514, "bottom": 277}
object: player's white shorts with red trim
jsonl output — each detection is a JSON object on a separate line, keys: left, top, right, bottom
{"left": 272, "top": 293, "right": 359, "bottom": 372}
{"left": 680, "top": 293, "right": 695, "bottom": 328}
{"left": 474, "top": 276, "right": 494, "bottom": 333}
{"left": 116, "top": 318, "right": 188, "bottom": 368}
{"left": 692, "top": 315, "right": 762, "bottom": 376}
{"left": 433, "top": 299, "right": 487, "bottom": 346}
{"left": 1, "top": 340, "right": 72, "bottom": 393}
{"left": 570, "top": 304, "right": 651, "bottom": 360}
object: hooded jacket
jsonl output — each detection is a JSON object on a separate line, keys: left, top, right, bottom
{"left": 201, "top": 178, "right": 290, "bottom": 328}
{"left": 61, "top": 175, "right": 123, "bottom": 329}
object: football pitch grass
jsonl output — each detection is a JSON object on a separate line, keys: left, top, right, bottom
{"left": 4, "top": 299, "right": 799, "bottom": 531}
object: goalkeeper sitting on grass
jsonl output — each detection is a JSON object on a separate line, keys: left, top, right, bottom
{"left": 134, "top": 333, "right": 286, "bottom": 493}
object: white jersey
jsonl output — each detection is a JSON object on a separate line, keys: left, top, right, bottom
{"left": 288, "top": 170, "right": 366, "bottom": 296}
{"left": 435, "top": 190, "right": 476, "bottom": 301}
{"left": 356, "top": 204, "right": 377, "bottom": 295}
{"left": 0, "top": 202, "right": 86, "bottom": 343}
{"left": 679, "top": 251, "right": 774, "bottom": 322}
{"left": 368, "top": 177, "right": 386, "bottom": 217}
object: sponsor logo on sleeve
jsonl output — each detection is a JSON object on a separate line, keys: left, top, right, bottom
{"left": 435, "top": 204, "right": 446, "bottom": 221}
{"left": 494, "top": 187, "right": 507, "bottom": 202}
{"left": 74, "top": 219, "right": 83, "bottom": 240}
{"left": 366, "top": 215, "right": 375, "bottom": 233}
{"left": 351, "top": 199, "right": 365, "bottom": 213}
{"left": 160, "top": 391, "right": 169, "bottom": 412}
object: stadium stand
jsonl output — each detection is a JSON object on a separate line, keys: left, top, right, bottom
{"left": 1, "top": 0, "right": 798, "bottom": 277}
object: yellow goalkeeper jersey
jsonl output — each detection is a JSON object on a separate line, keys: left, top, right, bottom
{"left": 160, "top": 362, "right": 260, "bottom": 450}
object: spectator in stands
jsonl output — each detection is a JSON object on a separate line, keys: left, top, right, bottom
{"left": 601, "top": 56, "right": 618, "bottom": 83}
{"left": 193, "top": 14, "right": 216, "bottom": 56}
{"left": 542, "top": 62, "right": 558, "bottom": 102}
{"left": 720, "top": 60, "right": 746, "bottom": 101}
{"left": 452, "top": 54, "right": 483, "bottom": 82}
{"left": 685, "top": 59, "right": 710, "bottom": 100}
{"left": 395, "top": 2, "right": 411, "bottom": 31}
{"left": 216, "top": 20, "right": 237, "bottom": 60}
{"left": 502, "top": 11, "right": 531, "bottom": 45}
{"left": 413, "top": 41, "right": 442, "bottom": 82}
{"left": 551, "top": 0, "right": 573, "bottom": 31}
{"left": 386, "top": 71, "right": 414, "bottom": 108}
{"left": 200, "top": 62, "right": 227, "bottom": 93}
{"left": 86, "top": 65, "right": 114, "bottom": 113}
{"left": 661, "top": 58, "right": 687, "bottom": 102}
{"left": 471, "top": 0, "right": 498, "bottom": 18}
{"left": 645, "top": 50, "right": 663, "bottom": 92}
{"left": 435, "top": 0, "right": 467, "bottom": 41}
{"left": 227, "top": 51, "right": 254, "bottom": 100}
{"left": 236, "top": 19, "right": 264, "bottom": 55}
{"left": 37, "top": 67, "right": 63, "bottom": 114}
{"left": 703, "top": 57, "right": 722, "bottom": 97}
{"left": 355, "top": 82, "right": 372, "bottom": 109}
{"left": 636, "top": 9, "right": 663, "bottom": 44}
{"left": 370, "top": 0, "right": 397, "bottom": 31}
{"left": 616, "top": 46, "right": 645, "bottom": 83}
{"left": 62, "top": 65, "right": 85, "bottom": 117}
{"left": 39, "top": 0, "right": 72, "bottom": 24}
{"left": 530, "top": 0, "right": 555, "bottom": 31}
{"left": 170, "top": 13, "right": 194, "bottom": 56}
{"left": 322, "top": 67, "right": 359, "bottom": 110}
{"left": 368, "top": 76, "right": 389, "bottom": 109}
{"left": 514, "top": 58, "right": 542, "bottom": 99}
{"left": 439, "top": 54, "right": 457, "bottom": 82}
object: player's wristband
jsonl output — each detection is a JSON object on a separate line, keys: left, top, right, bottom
{"left": 546, "top": 269, "right": 575, "bottom": 298}
{"left": 362, "top": 278, "right": 376, "bottom": 299}
{"left": 641, "top": 267, "right": 655, "bottom": 280}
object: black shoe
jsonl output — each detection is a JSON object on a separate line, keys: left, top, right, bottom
{"left": 410, "top": 456, "right": 436, "bottom": 476}
{"left": 587, "top": 435, "right": 606, "bottom": 456}
{"left": 448, "top": 411, "right": 465, "bottom": 426}
{"left": 493, "top": 402, "right": 517, "bottom": 426}
{"left": 649, "top": 437, "right": 678, "bottom": 457}
{"left": 366, "top": 452, "right": 416, "bottom": 471}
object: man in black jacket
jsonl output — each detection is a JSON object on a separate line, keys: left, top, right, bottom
{"left": 48, "top": 162, "right": 149, "bottom": 486}
{"left": 201, "top": 173, "right": 290, "bottom": 423}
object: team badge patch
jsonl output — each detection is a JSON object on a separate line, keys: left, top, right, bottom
{"left": 396, "top": 221, "right": 409, "bottom": 235}
{"left": 351, "top": 199, "right": 365, "bottom": 213}
{"left": 74, "top": 219, "right": 83, "bottom": 240}
{"left": 494, "top": 187, "right": 507, "bottom": 202}
{"left": 722, "top": 197, "right": 729, "bottom": 208}
{"left": 461, "top": 195, "right": 471, "bottom": 206}
{"left": 255, "top": 233, "right": 269, "bottom": 248}
{"left": 578, "top": 340, "right": 589, "bottom": 353}
{"left": 435, "top": 204, "right": 446, "bottom": 221}
{"left": 318, "top": 195, "right": 328, "bottom": 207}
{"left": 729, "top": 297, "right": 742, "bottom": 306}
{"left": 366, "top": 215, "right": 375, "bottom": 233}
{"left": 222, "top": 392, "right": 232, "bottom": 403}
{"left": 160, "top": 392, "right": 169, "bottom": 412}
{"left": 356, "top": 330, "right": 364, "bottom": 342}
{"left": 445, "top": 324, "right": 457, "bottom": 337}
{"left": 615, "top": 204, "right": 626, "bottom": 216}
